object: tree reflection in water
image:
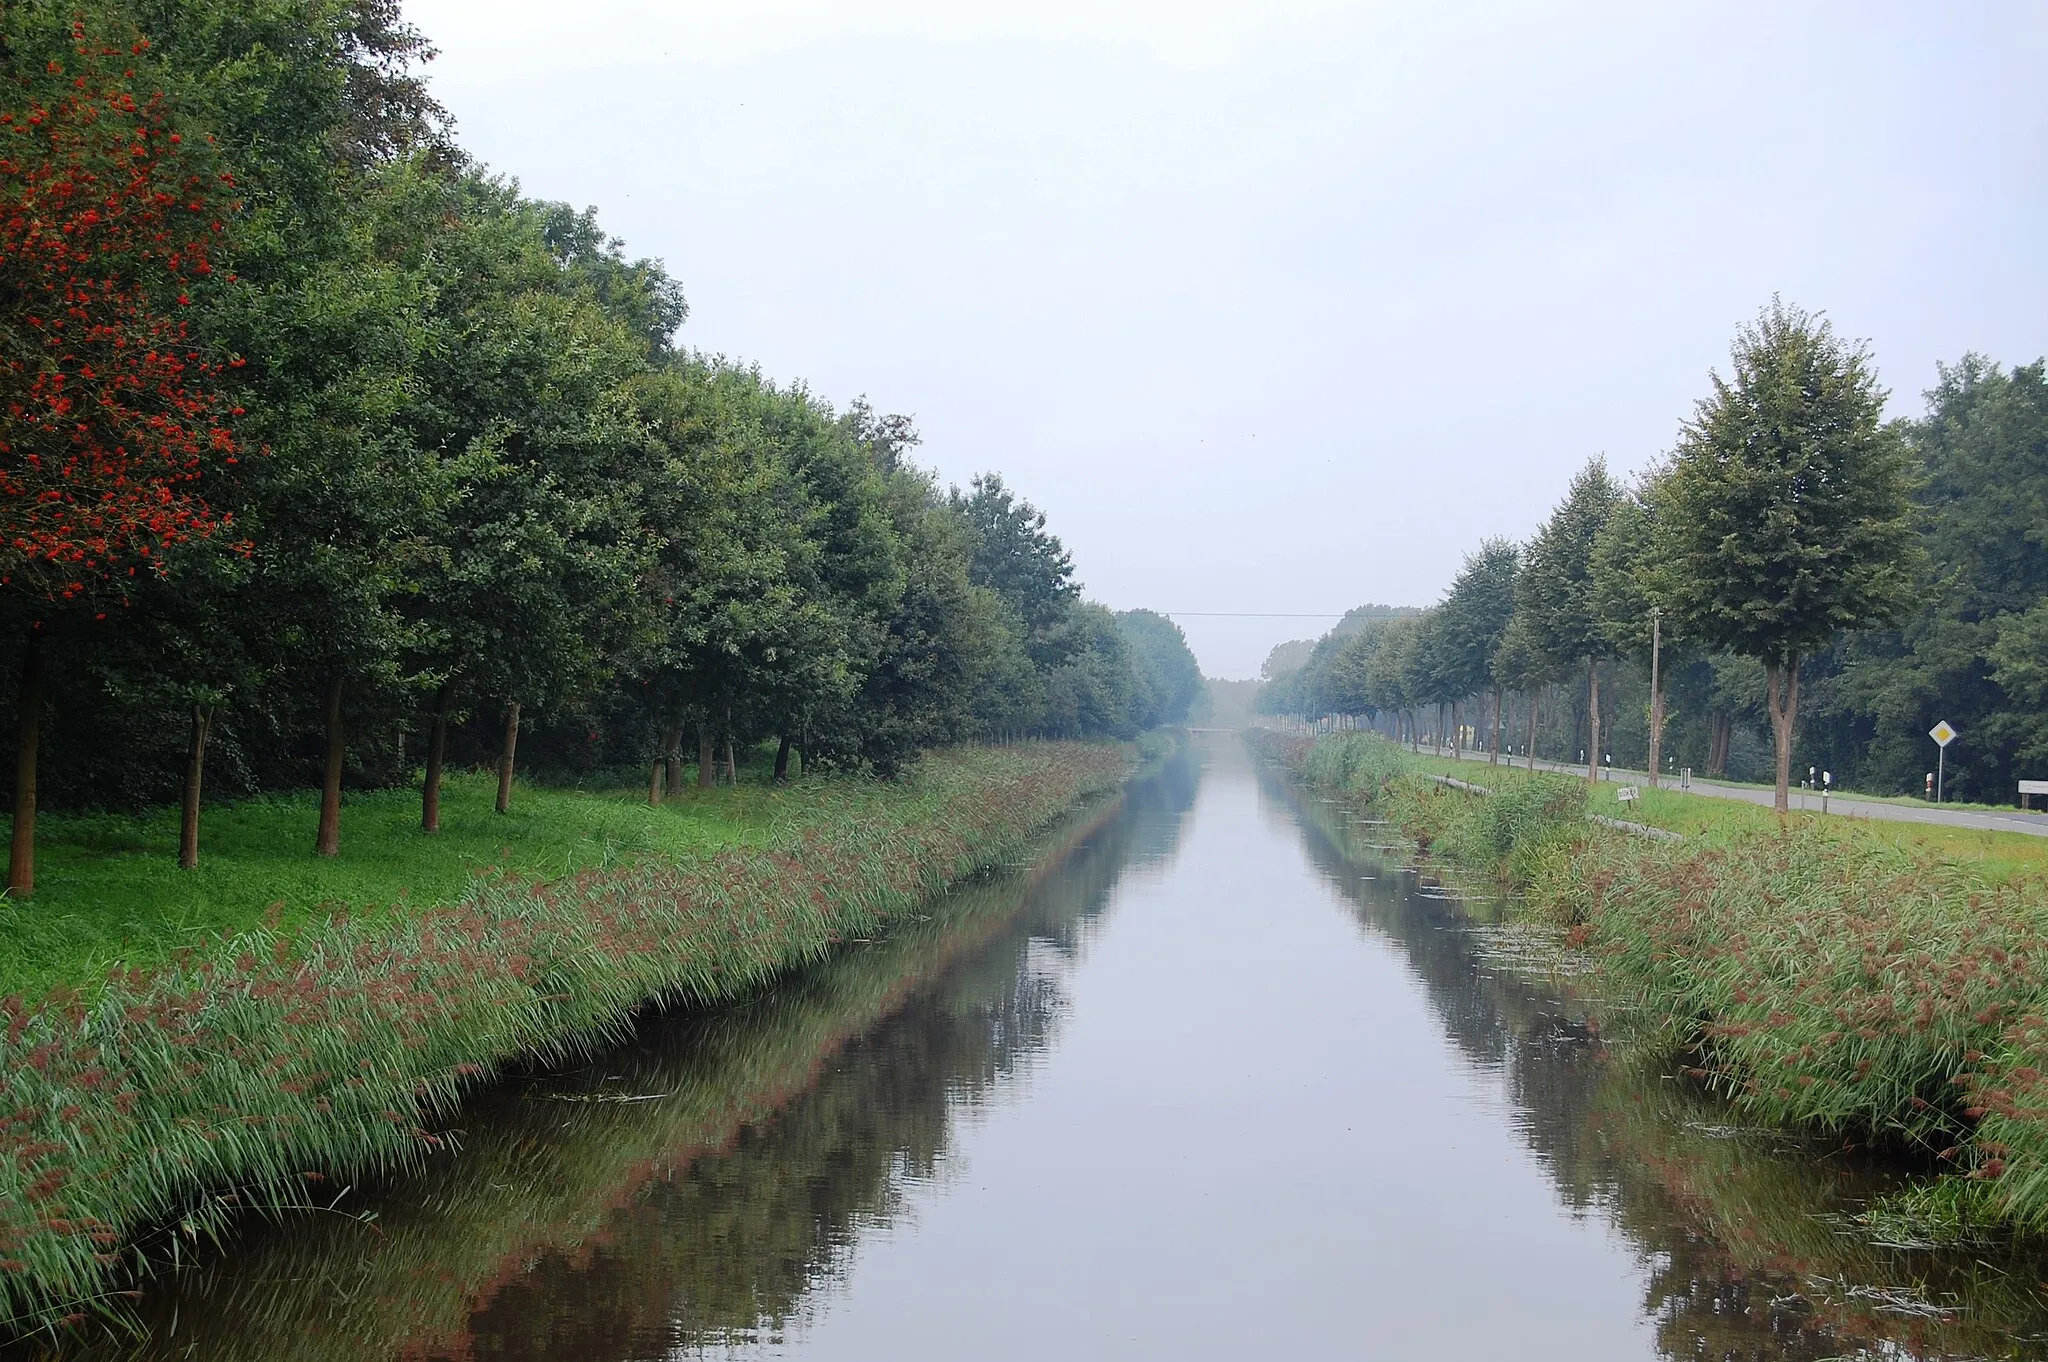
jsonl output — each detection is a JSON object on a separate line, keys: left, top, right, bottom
{"left": 34, "top": 754, "right": 1199, "bottom": 1362}
{"left": 32, "top": 742, "right": 2048, "bottom": 1362}
{"left": 1274, "top": 765, "right": 2048, "bottom": 1361}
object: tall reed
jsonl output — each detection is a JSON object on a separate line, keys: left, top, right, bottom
{"left": 0, "top": 744, "right": 1127, "bottom": 1331}
{"left": 1261, "top": 728, "right": 2048, "bottom": 1237}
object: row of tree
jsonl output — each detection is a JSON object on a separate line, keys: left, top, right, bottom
{"left": 0, "top": 1, "right": 1202, "bottom": 894}
{"left": 1263, "top": 299, "right": 2048, "bottom": 812}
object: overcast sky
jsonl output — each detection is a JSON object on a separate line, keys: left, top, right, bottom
{"left": 406, "top": 0, "right": 2047, "bottom": 678}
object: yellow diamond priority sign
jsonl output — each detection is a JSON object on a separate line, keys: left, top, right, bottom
{"left": 1930, "top": 720, "right": 1957, "bottom": 748}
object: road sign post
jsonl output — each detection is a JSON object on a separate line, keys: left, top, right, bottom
{"left": 1929, "top": 720, "right": 1957, "bottom": 803}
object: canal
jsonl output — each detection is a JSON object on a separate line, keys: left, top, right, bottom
{"left": 57, "top": 736, "right": 2048, "bottom": 1359}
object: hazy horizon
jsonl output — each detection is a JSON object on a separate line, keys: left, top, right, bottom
{"left": 407, "top": 0, "right": 2047, "bottom": 678}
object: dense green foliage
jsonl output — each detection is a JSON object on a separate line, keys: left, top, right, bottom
{"left": 1114, "top": 608, "right": 1204, "bottom": 730}
{"left": 1260, "top": 305, "right": 2048, "bottom": 806}
{"left": 1655, "top": 301, "right": 1918, "bottom": 807}
{"left": 0, "top": 742, "right": 1129, "bottom": 1329}
{"left": 0, "top": 0, "right": 1180, "bottom": 889}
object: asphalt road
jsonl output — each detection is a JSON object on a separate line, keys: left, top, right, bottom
{"left": 1422, "top": 742, "right": 2048, "bottom": 839}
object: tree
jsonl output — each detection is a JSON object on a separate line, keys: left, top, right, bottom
{"left": 1653, "top": 299, "right": 1917, "bottom": 813}
{"left": 395, "top": 174, "right": 665, "bottom": 821}
{"left": 1366, "top": 614, "right": 1423, "bottom": 745}
{"left": 1037, "top": 602, "right": 1143, "bottom": 740}
{"left": 1116, "top": 609, "right": 1202, "bottom": 729}
{"left": 1518, "top": 458, "right": 1620, "bottom": 782}
{"left": 954, "top": 473, "right": 1078, "bottom": 667}
{"left": 1592, "top": 489, "right": 1678, "bottom": 784}
{"left": 1990, "top": 601, "right": 2048, "bottom": 772}
{"left": 1489, "top": 611, "right": 1555, "bottom": 764}
{"left": 1, "top": 23, "right": 244, "bottom": 893}
{"left": 848, "top": 462, "right": 1006, "bottom": 771}
{"left": 1434, "top": 539, "right": 1519, "bottom": 761}
{"left": 1814, "top": 355, "right": 2048, "bottom": 801}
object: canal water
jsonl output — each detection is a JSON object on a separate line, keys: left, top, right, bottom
{"left": 56, "top": 736, "right": 2048, "bottom": 1359}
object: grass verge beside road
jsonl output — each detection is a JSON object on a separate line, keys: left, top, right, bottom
{"left": 0, "top": 743, "right": 1131, "bottom": 1334}
{"left": 1401, "top": 745, "right": 2048, "bottom": 881}
{"left": 1258, "top": 728, "right": 2048, "bottom": 1240}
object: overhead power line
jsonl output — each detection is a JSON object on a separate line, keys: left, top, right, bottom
{"left": 1160, "top": 611, "right": 1348, "bottom": 619}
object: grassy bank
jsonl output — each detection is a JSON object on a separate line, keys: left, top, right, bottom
{"left": 0, "top": 743, "right": 1129, "bottom": 1332}
{"left": 28, "top": 777, "right": 1144, "bottom": 1362}
{"left": 1258, "top": 728, "right": 2048, "bottom": 1238}
{"left": 0, "top": 773, "right": 797, "bottom": 1003}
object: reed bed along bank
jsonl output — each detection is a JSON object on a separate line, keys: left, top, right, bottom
{"left": 0, "top": 743, "right": 1128, "bottom": 1333}
{"left": 1257, "top": 728, "right": 2048, "bottom": 1238}
{"left": 37, "top": 786, "right": 1141, "bottom": 1362}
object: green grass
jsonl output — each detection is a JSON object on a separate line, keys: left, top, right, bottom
{"left": 1468, "top": 744, "right": 2032, "bottom": 814}
{"left": 0, "top": 772, "right": 790, "bottom": 1002}
{"left": 1393, "top": 747, "right": 2048, "bottom": 882}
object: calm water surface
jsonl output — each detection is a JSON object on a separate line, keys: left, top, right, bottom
{"left": 52, "top": 736, "right": 2048, "bottom": 1359}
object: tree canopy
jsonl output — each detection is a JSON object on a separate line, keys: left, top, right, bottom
{"left": 1653, "top": 299, "right": 1917, "bottom": 810}
{"left": 1256, "top": 304, "right": 2033, "bottom": 809}
{"left": 0, "top": 0, "right": 1191, "bottom": 892}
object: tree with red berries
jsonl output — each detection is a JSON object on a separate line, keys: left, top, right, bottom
{"left": 0, "top": 23, "right": 242, "bottom": 895}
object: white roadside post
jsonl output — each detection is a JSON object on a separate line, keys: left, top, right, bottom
{"left": 1929, "top": 720, "right": 1958, "bottom": 803}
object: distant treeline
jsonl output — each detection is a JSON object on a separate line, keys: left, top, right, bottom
{"left": 0, "top": 1, "right": 1203, "bottom": 888}
{"left": 1260, "top": 305, "right": 2048, "bottom": 806}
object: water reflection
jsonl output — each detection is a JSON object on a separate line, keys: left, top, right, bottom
{"left": 1271, "top": 762, "right": 2048, "bottom": 1360}
{"left": 37, "top": 751, "right": 1200, "bottom": 1362}
{"left": 27, "top": 737, "right": 2048, "bottom": 1360}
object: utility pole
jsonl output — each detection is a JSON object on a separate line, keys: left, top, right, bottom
{"left": 1647, "top": 607, "right": 1663, "bottom": 790}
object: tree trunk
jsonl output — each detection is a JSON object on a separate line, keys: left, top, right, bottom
{"left": 725, "top": 736, "right": 737, "bottom": 785}
{"left": 422, "top": 683, "right": 450, "bottom": 833}
{"left": 648, "top": 757, "right": 665, "bottom": 806}
{"left": 1585, "top": 655, "right": 1601, "bottom": 784}
{"left": 9, "top": 632, "right": 43, "bottom": 897}
{"left": 1451, "top": 699, "right": 1463, "bottom": 760}
{"left": 1526, "top": 690, "right": 1540, "bottom": 768}
{"left": 698, "top": 723, "right": 715, "bottom": 789}
{"left": 1707, "top": 711, "right": 1730, "bottom": 777}
{"left": 179, "top": 703, "right": 213, "bottom": 870}
{"left": 774, "top": 734, "right": 792, "bottom": 781}
{"left": 316, "top": 675, "right": 344, "bottom": 857}
{"left": 495, "top": 701, "right": 520, "bottom": 814}
{"left": 1490, "top": 685, "right": 1503, "bottom": 765}
{"left": 663, "top": 724, "right": 684, "bottom": 797}
{"left": 1764, "top": 653, "right": 1801, "bottom": 816}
